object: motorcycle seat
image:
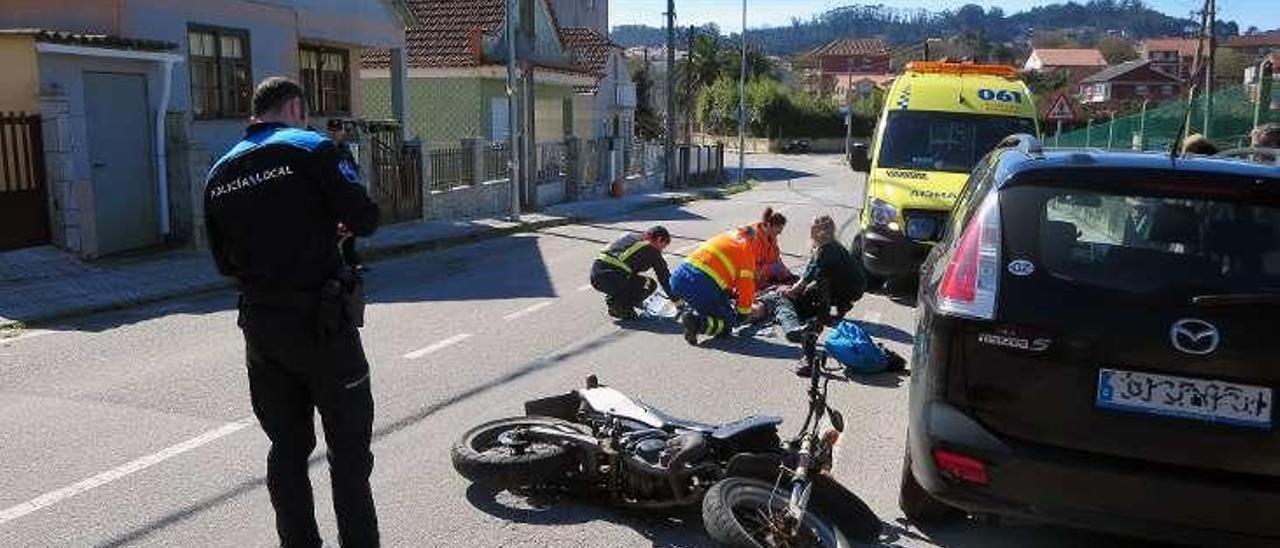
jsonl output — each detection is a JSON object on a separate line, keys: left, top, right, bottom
{"left": 647, "top": 407, "right": 782, "bottom": 440}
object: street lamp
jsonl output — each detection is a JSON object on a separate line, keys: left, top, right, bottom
{"left": 737, "top": 0, "right": 747, "bottom": 185}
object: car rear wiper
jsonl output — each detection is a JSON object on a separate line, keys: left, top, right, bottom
{"left": 1191, "top": 293, "right": 1280, "bottom": 306}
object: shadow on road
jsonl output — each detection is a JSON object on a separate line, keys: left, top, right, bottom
{"left": 881, "top": 517, "right": 1177, "bottom": 548}
{"left": 859, "top": 321, "right": 914, "bottom": 345}
{"left": 464, "top": 484, "right": 712, "bottom": 547}
{"left": 701, "top": 334, "right": 799, "bottom": 360}
{"left": 744, "top": 167, "right": 816, "bottom": 183}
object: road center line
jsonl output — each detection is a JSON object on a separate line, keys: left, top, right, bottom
{"left": 0, "top": 417, "right": 256, "bottom": 527}
{"left": 404, "top": 333, "right": 473, "bottom": 360}
{"left": 502, "top": 301, "right": 553, "bottom": 321}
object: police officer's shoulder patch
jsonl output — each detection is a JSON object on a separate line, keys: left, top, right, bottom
{"left": 338, "top": 158, "right": 361, "bottom": 184}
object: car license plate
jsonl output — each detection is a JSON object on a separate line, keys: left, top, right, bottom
{"left": 1096, "top": 369, "right": 1273, "bottom": 429}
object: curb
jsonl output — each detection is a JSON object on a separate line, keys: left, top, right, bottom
{"left": 1, "top": 185, "right": 753, "bottom": 330}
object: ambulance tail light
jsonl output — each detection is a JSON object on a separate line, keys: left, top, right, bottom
{"left": 937, "top": 194, "right": 1001, "bottom": 320}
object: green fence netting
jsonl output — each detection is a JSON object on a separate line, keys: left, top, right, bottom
{"left": 1049, "top": 84, "right": 1276, "bottom": 152}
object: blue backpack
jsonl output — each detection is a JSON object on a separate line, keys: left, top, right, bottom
{"left": 824, "top": 319, "right": 888, "bottom": 374}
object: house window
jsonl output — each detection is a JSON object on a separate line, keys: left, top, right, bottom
{"left": 1135, "top": 85, "right": 1149, "bottom": 96}
{"left": 1161, "top": 84, "right": 1174, "bottom": 96}
{"left": 188, "top": 26, "right": 251, "bottom": 119}
{"left": 299, "top": 45, "right": 351, "bottom": 115}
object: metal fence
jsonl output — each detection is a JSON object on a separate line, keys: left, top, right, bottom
{"left": 536, "top": 141, "right": 567, "bottom": 183}
{"left": 1052, "top": 84, "right": 1275, "bottom": 152}
{"left": 483, "top": 142, "right": 510, "bottom": 182}
{"left": 428, "top": 146, "right": 469, "bottom": 191}
{"left": 0, "top": 112, "right": 48, "bottom": 250}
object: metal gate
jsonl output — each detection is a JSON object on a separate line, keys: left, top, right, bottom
{"left": 0, "top": 113, "right": 49, "bottom": 251}
{"left": 365, "top": 121, "right": 422, "bottom": 225}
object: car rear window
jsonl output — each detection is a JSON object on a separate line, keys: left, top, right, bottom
{"left": 1006, "top": 186, "right": 1280, "bottom": 294}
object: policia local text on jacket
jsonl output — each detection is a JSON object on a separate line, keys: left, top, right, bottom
{"left": 591, "top": 230, "right": 672, "bottom": 319}
{"left": 205, "top": 119, "right": 380, "bottom": 548}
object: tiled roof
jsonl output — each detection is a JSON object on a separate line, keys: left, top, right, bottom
{"left": 0, "top": 29, "right": 176, "bottom": 52}
{"left": 1030, "top": 48, "right": 1107, "bottom": 67}
{"left": 1141, "top": 37, "right": 1200, "bottom": 58}
{"left": 558, "top": 27, "right": 616, "bottom": 76}
{"left": 363, "top": 0, "right": 505, "bottom": 69}
{"left": 808, "top": 38, "right": 889, "bottom": 58}
{"left": 1224, "top": 32, "right": 1280, "bottom": 49}
{"left": 1080, "top": 59, "right": 1180, "bottom": 84}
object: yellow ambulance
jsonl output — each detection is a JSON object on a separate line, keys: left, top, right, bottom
{"left": 852, "top": 61, "right": 1037, "bottom": 289}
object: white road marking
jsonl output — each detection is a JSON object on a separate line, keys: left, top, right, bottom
{"left": 403, "top": 333, "right": 473, "bottom": 360}
{"left": 576, "top": 283, "right": 593, "bottom": 292}
{"left": 503, "top": 301, "right": 554, "bottom": 321}
{"left": 0, "top": 417, "right": 255, "bottom": 526}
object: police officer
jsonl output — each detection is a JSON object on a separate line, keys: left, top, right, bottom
{"left": 590, "top": 226, "right": 674, "bottom": 320}
{"left": 204, "top": 77, "right": 380, "bottom": 548}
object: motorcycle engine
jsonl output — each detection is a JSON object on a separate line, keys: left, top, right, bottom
{"left": 632, "top": 438, "right": 667, "bottom": 465}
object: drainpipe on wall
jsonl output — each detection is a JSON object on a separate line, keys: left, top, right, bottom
{"left": 156, "top": 58, "right": 176, "bottom": 236}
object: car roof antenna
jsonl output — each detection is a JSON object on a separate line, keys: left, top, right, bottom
{"left": 1170, "top": 83, "right": 1199, "bottom": 162}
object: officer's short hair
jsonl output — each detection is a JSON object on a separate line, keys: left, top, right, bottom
{"left": 252, "top": 76, "right": 305, "bottom": 118}
{"left": 645, "top": 225, "right": 670, "bottom": 244}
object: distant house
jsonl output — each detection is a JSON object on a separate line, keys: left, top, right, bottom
{"left": 0, "top": 0, "right": 411, "bottom": 257}
{"left": 1224, "top": 31, "right": 1280, "bottom": 62}
{"left": 1023, "top": 48, "right": 1107, "bottom": 88}
{"left": 360, "top": 0, "right": 633, "bottom": 147}
{"left": 1140, "top": 37, "right": 1199, "bottom": 81}
{"left": 832, "top": 74, "right": 896, "bottom": 97}
{"left": 1079, "top": 59, "right": 1183, "bottom": 112}
{"left": 799, "top": 38, "right": 891, "bottom": 100}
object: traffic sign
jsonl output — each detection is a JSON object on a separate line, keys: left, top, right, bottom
{"left": 1045, "top": 93, "right": 1076, "bottom": 122}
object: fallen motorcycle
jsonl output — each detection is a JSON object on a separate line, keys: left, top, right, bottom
{"left": 451, "top": 373, "right": 783, "bottom": 509}
{"left": 701, "top": 333, "right": 880, "bottom": 547}
{"left": 450, "top": 333, "right": 880, "bottom": 546}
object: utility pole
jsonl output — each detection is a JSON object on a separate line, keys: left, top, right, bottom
{"left": 506, "top": 0, "right": 520, "bottom": 219}
{"left": 1255, "top": 58, "right": 1274, "bottom": 127}
{"left": 1203, "top": 0, "right": 1216, "bottom": 139}
{"left": 665, "top": 0, "right": 676, "bottom": 188}
{"left": 737, "top": 0, "right": 747, "bottom": 185}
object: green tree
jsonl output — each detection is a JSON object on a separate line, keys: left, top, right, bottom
{"left": 1097, "top": 36, "right": 1139, "bottom": 64}
{"left": 630, "top": 59, "right": 662, "bottom": 140}
{"left": 1214, "top": 48, "right": 1253, "bottom": 86}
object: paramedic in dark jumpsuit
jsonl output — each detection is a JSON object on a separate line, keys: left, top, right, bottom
{"left": 590, "top": 225, "right": 675, "bottom": 319}
{"left": 203, "top": 77, "right": 381, "bottom": 548}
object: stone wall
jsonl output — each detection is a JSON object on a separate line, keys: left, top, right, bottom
{"left": 428, "top": 180, "right": 515, "bottom": 220}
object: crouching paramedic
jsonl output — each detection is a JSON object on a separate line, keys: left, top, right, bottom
{"left": 671, "top": 226, "right": 759, "bottom": 345}
{"left": 590, "top": 226, "right": 674, "bottom": 319}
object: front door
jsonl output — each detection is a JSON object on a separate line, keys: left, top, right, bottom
{"left": 84, "top": 72, "right": 158, "bottom": 255}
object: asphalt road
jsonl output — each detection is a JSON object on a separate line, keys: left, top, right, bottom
{"left": 0, "top": 154, "right": 1167, "bottom": 547}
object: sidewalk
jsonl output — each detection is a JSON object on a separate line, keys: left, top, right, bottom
{"left": 0, "top": 185, "right": 746, "bottom": 329}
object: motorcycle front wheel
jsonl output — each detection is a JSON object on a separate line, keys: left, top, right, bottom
{"left": 450, "top": 416, "right": 583, "bottom": 489}
{"left": 703, "top": 477, "right": 853, "bottom": 548}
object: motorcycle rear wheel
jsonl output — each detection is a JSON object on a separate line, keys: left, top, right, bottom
{"left": 451, "top": 416, "right": 583, "bottom": 489}
{"left": 703, "top": 477, "right": 853, "bottom": 548}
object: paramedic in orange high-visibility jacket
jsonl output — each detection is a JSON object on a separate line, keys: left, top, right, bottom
{"left": 671, "top": 226, "right": 760, "bottom": 345}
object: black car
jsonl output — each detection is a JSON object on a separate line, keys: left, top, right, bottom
{"left": 904, "top": 134, "right": 1280, "bottom": 546}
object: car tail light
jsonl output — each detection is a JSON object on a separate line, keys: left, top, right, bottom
{"left": 937, "top": 194, "right": 1001, "bottom": 320}
{"left": 933, "top": 448, "right": 989, "bottom": 485}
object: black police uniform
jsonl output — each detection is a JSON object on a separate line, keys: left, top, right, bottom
{"left": 590, "top": 233, "right": 672, "bottom": 317}
{"left": 204, "top": 122, "right": 380, "bottom": 548}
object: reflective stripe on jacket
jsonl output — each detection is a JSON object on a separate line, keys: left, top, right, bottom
{"left": 597, "top": 236, "right": 650, "bottom": 274}
{"left": 686, "top": 229, "right": 757, "bottom": 315}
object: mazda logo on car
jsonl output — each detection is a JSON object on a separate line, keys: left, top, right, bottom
{"left": 1170, "top": 319, "right": 1220, "bottom": 355}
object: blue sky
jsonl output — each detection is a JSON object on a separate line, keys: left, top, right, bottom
{"left": 611, "top": 0, "right": 1278, "bottom": 33}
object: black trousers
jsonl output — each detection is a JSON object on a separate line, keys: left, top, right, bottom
{"left": 239, "top": 302, "right": 379, "bottom": 548}
{"left": 590, "top": 262, "right": 656, "bottom": 311}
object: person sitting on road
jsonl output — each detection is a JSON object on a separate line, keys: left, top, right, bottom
{"left": 1181, "top": 133, "right": 1219, "bottom": 156}
{"left": 753, "top": 207, "right": 797, "bottom": 288}
{"left": 671, "top": 226, "right": 760, "bottom": 345}
{"left": 754, "top": 215, "right": 866, "bottom": 342}
{"left": 590, "top": 226, "right": 674, "bottom": 320}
